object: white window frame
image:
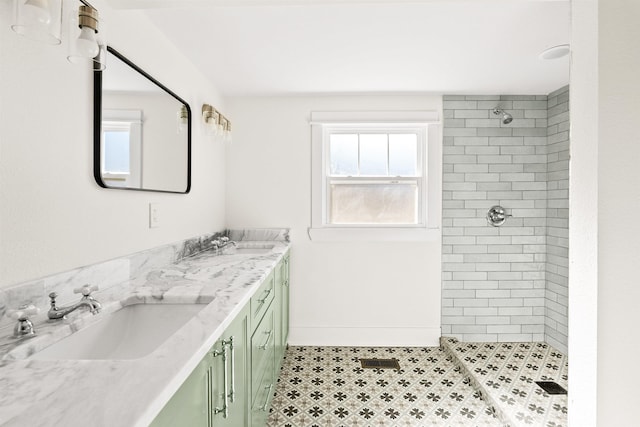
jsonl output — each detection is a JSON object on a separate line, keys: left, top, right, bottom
{"left": 101, "top": 109, "right": 143, "bottom": 188}
{"left": 309, "top": 111, "right": 442, "bottom": 242}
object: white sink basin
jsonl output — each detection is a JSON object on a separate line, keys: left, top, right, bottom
{"left": 234, "top": 244, "right": 275, "bottom": 254}
{"left": 30, "top": 303, "right": 206, "bottom": 360}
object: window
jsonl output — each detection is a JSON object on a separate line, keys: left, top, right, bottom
{"left": 327, "top": 129, "right": 423, "bottom": 225}
{"left": 310, "top": 111, "right": 441, "bottom": 241}
{"left": 101, "top": 109, "right": 142, "bottom": 188}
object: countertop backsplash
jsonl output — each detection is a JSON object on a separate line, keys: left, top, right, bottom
{"left": 0, "top": 229, "right": 286, "bottom": 336}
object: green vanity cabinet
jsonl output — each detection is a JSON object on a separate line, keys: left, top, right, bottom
{"left": 150, "top": 250, "right": 290, "bottom": 427}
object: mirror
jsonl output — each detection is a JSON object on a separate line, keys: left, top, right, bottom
{"left": 94, "top": 46, "right": 191, "bottom": 193}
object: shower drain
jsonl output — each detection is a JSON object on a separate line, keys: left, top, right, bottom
{"left": 360, "top": 358, "right": 400, "bottom": 370}
{"left": 535, "top": 381, "right": 567, "bottom": 395}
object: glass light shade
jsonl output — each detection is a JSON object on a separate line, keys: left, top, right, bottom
{"left": 201, "top": 105, "right": 218, "bottom": 135}
{"left": 11, "top": 0, "right": 62, "bottom": 45}
{"left": 92, "top": 39, "right": 107, "bottom": 71}
{"left": 177, "top": 107, "right": 189, "bottom": 133}
{"left": 224, "top": 121, "right": 232, "bottom": 143}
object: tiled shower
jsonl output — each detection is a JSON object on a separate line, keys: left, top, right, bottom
{"left": 441, "top": 87, "right": 569, "bottom": 353}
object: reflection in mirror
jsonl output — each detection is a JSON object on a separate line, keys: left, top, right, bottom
{"left": 94, "top": 46, "right": 191, "bottom": 193}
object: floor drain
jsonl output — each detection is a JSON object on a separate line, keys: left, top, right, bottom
{"left": 360, "top": 358, "right": 400, "bottom": 370}
{"left": 535, "top": 381, "right": 567, "bottom": 395}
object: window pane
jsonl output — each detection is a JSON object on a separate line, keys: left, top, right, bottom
{"left": 329, "top": 134, "right": 359, "bottom": 175}
{"left": 103, "top": 131, "right": 130, "bottom": 173}
{"left": 359, "top": 134, "right": 388, "bottom": 176}
{"left": 389, "top": 134, "right": 418, "bottom": 176}
{"left": 329, "top": 182, "right": 418, "bottom": 224}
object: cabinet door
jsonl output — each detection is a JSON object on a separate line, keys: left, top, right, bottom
{"left": 150, "top": 356, "right": 209, "bottom": 427}
{"left": 274, "top": 254, "right": 291, "bottom": 364}
{"left": 282, "top": 254, "right": 290, "bottom": 348}
{"left": 273, "top": 258, "right": 284, "bottom": 364}
{"left": 211, "top": 304, "right": 249, "bottom": 427}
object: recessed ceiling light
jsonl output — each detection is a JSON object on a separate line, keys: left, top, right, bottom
{"left": 539, "top": 44, "right": 570, "bottom": 60}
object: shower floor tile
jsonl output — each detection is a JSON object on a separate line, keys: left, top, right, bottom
{"left": 441, "top": 337, "right": 568, "bottom": 427}
{"left": 267, "top": 346, "right": 504, "bottom": 427}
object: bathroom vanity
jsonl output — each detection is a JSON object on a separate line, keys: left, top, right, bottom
{"left": 0, "top": 232, "right": 290, "bottom": 427}
{"left": 150, "top": 250, "right": 290, "bottom": 427}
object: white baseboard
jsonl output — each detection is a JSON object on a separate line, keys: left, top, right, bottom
{"left": 288, "top": 326, "right": 441, "bottom": 347}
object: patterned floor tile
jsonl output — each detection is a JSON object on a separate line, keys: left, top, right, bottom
{"left": 441, "top": 338, "right": 568, "bottom": 427}
{"left": 267, "top": 346, "right": 504, "bottom": 427}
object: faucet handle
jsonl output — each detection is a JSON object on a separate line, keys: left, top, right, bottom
{"left": 8, "top": 304, "right": 40, "bottom": 321}
{"left": 73, "top": 284, "right": 99, "bottom": 297}
{"left": 8, "top": 305, "right": 39, "bottom": 338}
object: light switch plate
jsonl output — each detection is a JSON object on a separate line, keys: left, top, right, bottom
{"left": 149, "top": 203, "right": 160, "bottom": 228}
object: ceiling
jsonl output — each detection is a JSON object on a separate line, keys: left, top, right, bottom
{"left": 110, "top": 0, "right": 570, "bottom": 96}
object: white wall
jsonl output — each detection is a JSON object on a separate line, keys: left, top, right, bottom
{"left": 0, "top": 0, "right": 226, "bottom": 289}
{"left": 570, "top": 0, "right": 640, "bottom": 426}
{"left": 596, "top": 0, "right": 640, "bottom": 424}
{"left": 226, "top": 95, "right": 442, "bottom": 346}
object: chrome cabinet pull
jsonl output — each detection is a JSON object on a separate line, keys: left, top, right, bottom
{"left": 260, "top": 384, "right": 274, "bottom": 412}
{"left": 259, "top": 330, "right": 273, "bottom": 350}
{"left": 226, "top": 336, "right": 235, "bottom": 403}
{"left": 212, "top": 343, "right": 229, "bottom": 418}
{"left": 258, "top": 288, "right": 272, "bottom": 303}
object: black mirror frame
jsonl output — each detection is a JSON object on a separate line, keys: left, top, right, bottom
{"left": 93, "top": 46, "right": 192, "bottom": 194}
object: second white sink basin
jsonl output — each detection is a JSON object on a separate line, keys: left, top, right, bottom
{"left": 234, "top": 244, "right": 275, "bottom": 254}
{"left": 30, "top": 303, "right": 207, "bottom": 360}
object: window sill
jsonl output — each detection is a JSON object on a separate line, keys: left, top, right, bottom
{"left": 307, "top": 227, "right": 440, "bottom": 242}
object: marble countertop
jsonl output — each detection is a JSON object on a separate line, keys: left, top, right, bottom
{"left": 0, "top": 241, "right": 290, "bottom": 427}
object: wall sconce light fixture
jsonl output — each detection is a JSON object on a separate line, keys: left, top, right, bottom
{"left": 11, "top": 0, "right": 106, "bottom": 70}
{"left": 202, "top": 104, "right": 220, "bottom": 136}
{"left": 202, "top": 103, "right": 232, "bottom": 142}
{"left": 178, "top": 105, "right": 189, "bottom": 133}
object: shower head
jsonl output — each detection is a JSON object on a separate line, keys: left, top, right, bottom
{"left": 493, "top": 108, "right": 513, "bottom": 125}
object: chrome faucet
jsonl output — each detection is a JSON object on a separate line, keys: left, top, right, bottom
{"left": 48, "top": 285, "right": 102, "bottom": 320}
{"left": 212, "top": 236, "right": 237, "bottom": 250}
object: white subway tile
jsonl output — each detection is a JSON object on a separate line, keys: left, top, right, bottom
{"left": 452, "top": 325, "right": 487, "bottom": 334}
{"left": 497, "top": 333, "right": 534, "bottom": 342}
{"left": 465, "top": 118, "right": 502, "bottom": 128}
{"left": 488, "top": 325, "right": 522, "bottom": 333}
{"left": 476, "top": 316, "right": 511, "bottom": 325}
{"left": 453, "top": 298, "right": 489, "bottom": 307}
{"left": 464, "top": 280, "right": 500, "bottom": 289}
{"left": 476, "top": 289, "right": 511, "bottom": 298}
{"left": 454, "top": 164, "right": 489, "bottom": 173}
{"left": 498, "top": 307, "right": 533, "bottom": 316}
{"left": 499, "top": 254, "right": 534, "bottom": 263}
{"left": 464, "top": 307, "right": 498, "bottom": 316}
{"left": 488, "top": 298, "right": 524, "bottom": 307}
{"left": 452, "top": 272, "right": 488, "bottom": 281}
{"left": 453, "top": 136, "right": 490, "bottom": 146}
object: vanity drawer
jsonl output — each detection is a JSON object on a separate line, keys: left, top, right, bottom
{"left": 251, "top": 354, "right": 275, "bottom": 426}
{"left": 251, "top": 270, "right": 275, "bottom": 328}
